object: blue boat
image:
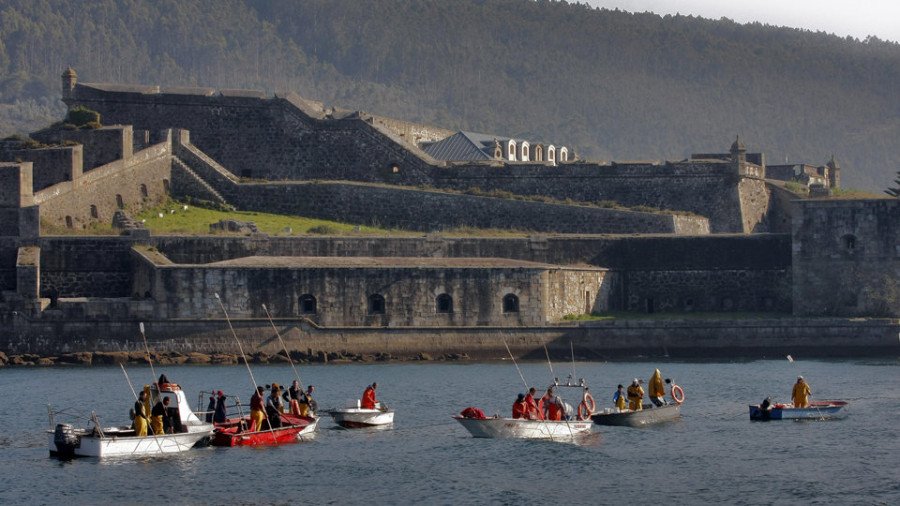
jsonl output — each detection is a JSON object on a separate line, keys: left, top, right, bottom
{"left": 749, "top": 400, "right": 848, "bottom": 420}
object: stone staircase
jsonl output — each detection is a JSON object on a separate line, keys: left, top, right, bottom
{"left": 171, "top": 157, "right": 228, "bottom": 205}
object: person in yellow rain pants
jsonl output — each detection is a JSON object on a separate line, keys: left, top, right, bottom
{"left": 613, "top": 385, "right": 628, "bottom": 411}
{"left": 250, "top": 386, "right": 266, "bottom": 431}
{"left": 627, "top": 379, "right": 644, "bottom": 411}
{"left": 648, "top": 369, "right": 666, "bottom": 407}
{"left": 791, "top": 376, "right": 812, "bottom": 408}
{"left": 150, "top": 396, "right": 171, "bottom": 435}
{"left": 132, "top": 390, "right": 149, "bottom": 436}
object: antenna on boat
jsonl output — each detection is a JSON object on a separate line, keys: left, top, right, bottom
{"left": 261, "top": 303, "right": 304, "bottom": 390}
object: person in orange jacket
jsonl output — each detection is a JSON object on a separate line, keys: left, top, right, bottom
{"left": 512, "top": 394, "right": 528, "bottom": 419}
{"left": 524, "top": 387, "right": 541, "bottom": 420}
{"left": 542, "top": 387, "right": 564, "bottom": 420}
{"left": 361, "top": 382, "right": 378, "bottom": 409}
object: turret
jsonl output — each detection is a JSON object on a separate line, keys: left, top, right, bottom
{"left": 826, "top": 155, "right": 841, "bottom": 189}
{"left": 61, "top": 67, "right": 77, "bottom": 101}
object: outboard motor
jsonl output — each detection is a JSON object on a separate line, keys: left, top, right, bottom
{"left": 53, "top": 423, "right": 80, "bottom": 458}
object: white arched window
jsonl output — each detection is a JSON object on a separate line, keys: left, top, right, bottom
{"left": 547, "top": 145, "right": 556, "bottom": 166}
{"left": 534, "top": 145, "right": 543, "bottom": 162}
{"left": 520, "top": 141, "right": 530, "bottom": 162}
{"left": 560, "top": 147, "right": 569, "bottom": 162}
{"left": 507, "top": 140, "right": 517, "bottom": 161}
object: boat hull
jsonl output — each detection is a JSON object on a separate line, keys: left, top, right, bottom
{"left": 749, "top": 400, "right": 848, "bottom": 420}
{"left": 49, "top": 425, "right": 212, "bottom": 458}
{"left": 328, "top": 408, "right": 394, "bottom": 428}
{"left": 212, "top": 414, "right": 318, "bottom": 446}
{"left": 452, "top": 416, "right": 593, "bottom": 439}
{"left": 591, "top": 403, "right": 681, "bottom": 427}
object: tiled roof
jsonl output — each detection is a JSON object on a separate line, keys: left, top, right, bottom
{"left": 421, "top": 131, "right": 501, "bottom": 161}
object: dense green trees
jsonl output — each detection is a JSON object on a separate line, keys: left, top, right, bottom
{"left": 1, "top": 0, "right": 898, "bottom": 191}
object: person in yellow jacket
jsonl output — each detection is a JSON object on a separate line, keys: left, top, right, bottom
{"left": 648, "top": 369, "right": 666, "bottom": 407}
{"left": 791, "top": 376, "right": 812, "bottom": 408}
{"left": 627, "top": 379, "right": 644, "bottom": 411}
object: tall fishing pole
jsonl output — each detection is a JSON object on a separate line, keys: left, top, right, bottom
{"left": 121, "top": 363, "right": 167, "bottom": 452}
{"left": 503, "top": 340, "right": 530, "bottom": 392}
{"left": 215, "top": 293, "right": 279, "bottom": 442}
{"left": 261, "top": 303, "right": 304, "bottom": 389}
{"left": 138, "top": 322, "right": 158, "bottom": 385}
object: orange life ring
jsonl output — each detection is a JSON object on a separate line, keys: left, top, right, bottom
{"left": 577, "top": 393, "right": 596, "bottom": 420}
{"left": 670, "top": 385, "right": 685, "bottom": 405}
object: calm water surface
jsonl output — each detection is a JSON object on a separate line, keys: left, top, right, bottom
{"left": 1, "top": 358, "right": 898, "bottom": 505}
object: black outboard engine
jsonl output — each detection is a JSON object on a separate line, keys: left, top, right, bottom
{"left": 52, "top": 423, "right": 80, "bottom": 458}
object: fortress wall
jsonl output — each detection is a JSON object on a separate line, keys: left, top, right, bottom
{"left": 61, "top": 126, "right": 132, "bottom": 171}
{"left": 738, "top": 177, "right": 770, "bottom": 233}
{"left": 225, "top": 181, "right": 709, "bottom": 235}
{"left": 68, "top": 85, "right": 750, "bottom": 232}
{"left": 0, "top": 145, "right": 82, "bottom": 192}
{"left": 432, "top": 161, "right": 745, "bottom": 232}
{"left": 0, "top": 239, "right": 19, "bottom": 290}
{"left": 39, "top": 237, "right": 137, "bottom": 298}
{"left": 34, "top": 142, "right": 172, "bottom": 230}
{"left": 146, "top": 263, "right": 591, "bottom": 326}
{"left": 792, "top": 199, "right": 900, "bottom": 317}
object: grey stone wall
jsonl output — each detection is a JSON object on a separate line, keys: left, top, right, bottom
{"left": 0, "top": 145, "right": 82, "bottom": 192}
{"left": 33, "top": 141, "right": 173, "bottom": 230}
{"left": 792, "top": 199, "right": 900, "bottom": 317}
{"left": 61, "top": 125, "right": 132, "bottom": 172}
{"left": 39, "top": 237, "right": 137, "bottom": 298}
{"left": 67, "top": 83, "right": 753, "bottom": 232}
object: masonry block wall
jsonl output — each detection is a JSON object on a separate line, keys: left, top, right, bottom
{"left": 66, "top": 82, "right": 757, "bottom": 233}
{"left": 61, "top": 126, "right": 132, "bottom": 172}
{"left": 39, "top": 237, "right": 137, "bottom": 298}
{"left": 0, "top": 145, "right": 83, "bottom": 192}
{"left": 792, "top": 199, "right": 900, "bottom": 317}
{"left": 33, "top": 140, "right": 173, "bottom": 230}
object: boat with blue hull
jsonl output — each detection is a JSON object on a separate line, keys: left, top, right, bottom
{"left": 749, "top": 400, "right": 848, "bottom": 420}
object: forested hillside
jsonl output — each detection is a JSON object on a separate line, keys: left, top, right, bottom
{"left": 1, "top": 0, "right": 898, "bottom": 191}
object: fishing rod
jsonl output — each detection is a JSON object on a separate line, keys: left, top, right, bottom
{"left": 261, "top": 304, "right": 304, "bottom": 389}
{"left": 215, "top": 293, "right": 280, "bottom": 443}
{"left": 120, "top": 363, "right": 166, "bottom": 453}
{"left": 138, "top": 322, "right": 159, "bottom": 388}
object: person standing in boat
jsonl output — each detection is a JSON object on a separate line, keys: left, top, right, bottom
{"left": 361, "top": 382, "right": 378, "bottom": 409}
{"left": 301, "top": 385, "right": 315, "bottom": 415}
{"left": 791, "top": 376, "right": 812, "bottom": 408}
{"left": 613, "top": 384, "right": 628, "bottom": 411}
{"left": 524, "top": 387, "right": 541, "bottom": 420}
{"left": 250, "top": 386, "right": 266, "bottom": 432}
{"left": 214, "top": 391, "right": 228, "bottom": 424}
{"left": 150, "top": 396, "right": 171, "bottom": 435}
{"left": 648, "top": 369, "right": 666, "bottom": 407}
{"left": 542, "top": 387, "right": 565, "bottom": 420}
{"left": 206, "top": 394, "right": 216, "bottom": 423}
{"left": 133, "top": 390, "right": 150, "bottom": 436}
{"left": 266, "top": 383, "right": 284, "bottom": 428}
{"left": 283, "top": 380, "right": 303, "bottom": 416}
{"left": 512, "top": 393, "right": 528, "bottom": 419}
{"left": 627, "top": 379, "right": 644, "bottom": 411}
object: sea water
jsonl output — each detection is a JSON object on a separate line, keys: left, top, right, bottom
{"left": 1, "top": 358, "right": 898, "bottom": 505}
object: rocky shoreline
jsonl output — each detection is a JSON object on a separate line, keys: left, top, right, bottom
{"left": 0, "top": 349, "right": 471, "bottom": 367}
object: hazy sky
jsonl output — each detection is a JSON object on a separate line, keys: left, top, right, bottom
{"left": 583, "top": 0, "right": 900, "bottom": 43}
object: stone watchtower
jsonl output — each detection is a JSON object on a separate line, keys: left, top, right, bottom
{"left": 730, "top": 135, "right": 746, "bottom": 174}
{"left": 827, "top": 155, "right": 841, "bottom": 189}
{"left": 61, "top": 67, "right": 77, "bottom": 101}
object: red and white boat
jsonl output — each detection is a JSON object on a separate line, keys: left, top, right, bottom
{"left": 211, "top": 412, "right": 318, "bottom": 446}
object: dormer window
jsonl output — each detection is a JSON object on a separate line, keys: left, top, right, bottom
{"left": 520, "top": 142, "right": 530, "bottom": 162}
{"left": 507, "top": 140, "right": 517, "bottom": 161}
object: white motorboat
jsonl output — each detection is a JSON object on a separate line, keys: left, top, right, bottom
{"left": 452, "top": 415, "right": 593, "bottom": 439}
{"left": 327, "top": 401, "right": 394, "bottom": 428}
{"left": 49, "top": 382, "right": 214, "bottom": 458}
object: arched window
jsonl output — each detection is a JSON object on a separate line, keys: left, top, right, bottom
{"left": 162, "top": 179, "right": 171, "bottom": 195}
{"left": 299, "top": 294, "right": 317, "bottom": 314}
{"left": 116, "top": 194, "right": 124, "bottom": 209}
{"left": 560, "top": 147, "right": 569, "bottom": 162}
{"left": 841, "top": 234, "right": 856, "bottom": 250}
{"left": 140, "top": 184, "right": 148, "bottom": 198}
{"left": 548, "top": 146, "right": 556, "bottom": 166}
{"left": 507, "top": 140, "right": 517, "bottom": 161}
{"left": 534, "top": 145, "right": 543, "bottom": 162}
{"left": 520, "top": 142, "right": 530, "bottom": 162}
{"left": 90, "top": 204, "right": 98, "bottom": 219}
{"left": 65, "top": 216, "right": 73, "bottom": 229}
{"left": 436, "top": 294, "right": 453, "bottom": 313}
{"left": 502, "top": 293, "right": 519, "bottom": 313}
{"left": 368, "top": 294, "right": 386, "bottom": 315}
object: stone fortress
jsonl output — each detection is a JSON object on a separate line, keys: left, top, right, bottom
{"left": 0, "top": 68, "right": 897, "bottom": 360}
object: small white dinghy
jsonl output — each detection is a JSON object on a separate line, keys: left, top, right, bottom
{"left": 327, "top": 401, "right": 394, "bottom": 428}
{"left": 453, "top": 415, "right": 592, "bottom": 439}
{"left": 49, "top": 382, "right": 214, "bottom": 458}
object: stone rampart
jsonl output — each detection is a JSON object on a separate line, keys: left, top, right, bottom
{"left": 0, "top": 145, "right": 82, "bottom": 192}
{"left": 792, "top": 199, "right": 900, "bottom": 317}
{"left": 60, "top": 125, "right": 132, "bottom": 172}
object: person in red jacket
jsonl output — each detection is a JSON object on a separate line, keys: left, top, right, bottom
{"left": 524, "top": 387, "right": 541, "bottom": 420}
{"left": 512, "top": 394, "right": 528, "bottom": 419}
{"left": 361, "top": 382, "right": 378, "bottom": 409}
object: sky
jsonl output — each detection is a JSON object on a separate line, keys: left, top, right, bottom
{"left": 583, "top": 0, "right": 900, "bottom": 43}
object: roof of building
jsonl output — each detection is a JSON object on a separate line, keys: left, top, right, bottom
{"left": 420, "top": 131, "right": 500, "bottom": 161}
